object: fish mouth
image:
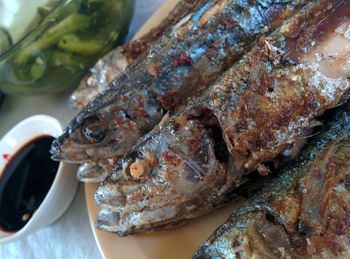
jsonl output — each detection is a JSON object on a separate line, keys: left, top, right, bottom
{"left": 50, "top": 138, "right": 91, "bottom": 163}
{"left": 50, "top": 138, "right": 64, "bottom": 161}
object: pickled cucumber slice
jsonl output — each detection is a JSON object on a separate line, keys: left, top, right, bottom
{"left": 57, "top": 34, "right": 104, "bottom": 55}
{"left": 15, "top": 13, "right": 90, "bottom": 63}
{"left": 51, "top": 50, "right": 85, "bottom": 72}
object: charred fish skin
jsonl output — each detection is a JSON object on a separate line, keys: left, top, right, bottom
{"left": 95, "top": 0, "right": 350, "bottom": 236}
{"left": 193, "top": 102, "right": 350, "bottom": 259}
{"left": 121, "top": 0, "right": 208, "bottom": 64}
{"left": 52, "top": 0, "right": 310, "bottom": 163}
{"left": 71, "top": 0, "right": 207, "bottom": 109}
{"left": 196, "top": 0, "right": 350, "bottom": 177}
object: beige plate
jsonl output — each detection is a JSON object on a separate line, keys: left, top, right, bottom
{"left": 85, "top": 1, "right": 243, "bottom": 258}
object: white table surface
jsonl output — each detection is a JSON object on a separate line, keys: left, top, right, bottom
{"left": 0, "top": 0, "right": 165, "bottom": 258}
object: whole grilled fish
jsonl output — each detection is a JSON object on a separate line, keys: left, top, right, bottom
{"left": 95, "top": 0, "right": 350, "bottom": 235}
{"left": 194, "top": 102, "right": 350, "bottom": 258}
{"left": 71, "top": 0, "right": 206, "bottom": 109}
{"left": 52, "top": 0, "right": 309, "bottom": 164}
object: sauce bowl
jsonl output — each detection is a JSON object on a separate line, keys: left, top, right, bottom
{"left": 0, "top": 115, "right": 78, "bottom": 243}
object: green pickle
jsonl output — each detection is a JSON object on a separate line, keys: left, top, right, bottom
{"left": 0, "top": 0, "right": 134, "bottom": 95}
{"left": 0, "top": 28, "right": 12, "bottom": 55}
{"left": 57, "top": 34, "right": 104, "bottom": 55}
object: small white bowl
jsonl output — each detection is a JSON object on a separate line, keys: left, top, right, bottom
{"left": 0, "top": 115, "right": 78, "bottom": 243}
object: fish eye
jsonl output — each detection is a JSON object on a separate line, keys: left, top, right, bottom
{"left": 81, "top": 116, "right": 107, "bottom": 144}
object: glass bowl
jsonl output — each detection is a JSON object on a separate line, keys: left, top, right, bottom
{"left": 0, "top": 0, "right": 134, "bottom": 95}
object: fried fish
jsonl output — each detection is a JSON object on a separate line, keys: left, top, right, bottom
{"left": 194, "top": 101, "right": 350, "bottom": 258}
{"left": 95, "top": 0, "right": 350, "bottom": 235}
{"left": 70, "top": 0, "right": 206, "bottom": 109}
{"left": 52, "top": 0, "right": 309, "bottom": 165}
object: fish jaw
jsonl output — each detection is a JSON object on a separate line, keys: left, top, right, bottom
{"left": 76, "top": 160, "right": 118, "bottom": 183}
{"left": 77, "top": 163, "right": 106, "bottom": 183}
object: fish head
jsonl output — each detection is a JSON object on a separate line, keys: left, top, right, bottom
{"left": 51, "top": 78, "right": 164, "bottom": 163}
{"left": 51, "top": 109, "right": 141, "bottom": 163}
{"left": 95, "top": 115, "right": 236, "bottom": 235}
{"left": 51, "top": 90, "right": 142, "bottom": 163}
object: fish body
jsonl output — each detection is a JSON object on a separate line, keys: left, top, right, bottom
{"left": 52, "top": 0, "right": 309, "bottom": 164}
{"left": 95, "top": 0, "right": 350, "bottom": 235}
{"left": 194, "top": 101, "right": 350, "bottom": 258}
{"left": 201, "top": 2, "right": 350, "bottom": 177}
{"left": 76, "top": 160, "right": 118, "bottom": 183}
{"left": 71, "top": 0, "right": 207, "bottom": 109}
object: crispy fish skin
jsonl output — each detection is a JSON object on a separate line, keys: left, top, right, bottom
{"left": 196, "top": 0, "right": 350, "bottom": 177}
{"left": 71, "top": 0, "right": 206, "bottom": 109}
{"left": 52, "top": 0, "right": 309, "bottom": 163}
{"left": 194, "top": 102, "right": 350, "bottom": 259}
{"left": 95, "top": 0, "right": 350, "bottom": 236}
{"left": 121, "top": 0, "right": 207, "bottom": 63}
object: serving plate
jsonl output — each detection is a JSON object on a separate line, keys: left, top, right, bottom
{"left": 85, "top": 1, "right": 243, "bottom": 258}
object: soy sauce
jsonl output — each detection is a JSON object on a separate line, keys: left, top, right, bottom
{"left": 0, "top": 136, "right": 59, "bottom": 232}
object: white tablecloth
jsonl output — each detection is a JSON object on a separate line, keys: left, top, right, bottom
{"left": 0, "top": 0, "right": 165, "bottom": 258}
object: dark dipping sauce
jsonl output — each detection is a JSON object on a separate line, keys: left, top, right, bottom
{"left": 0, "top": 136, "right": 59, "bottom": 232}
